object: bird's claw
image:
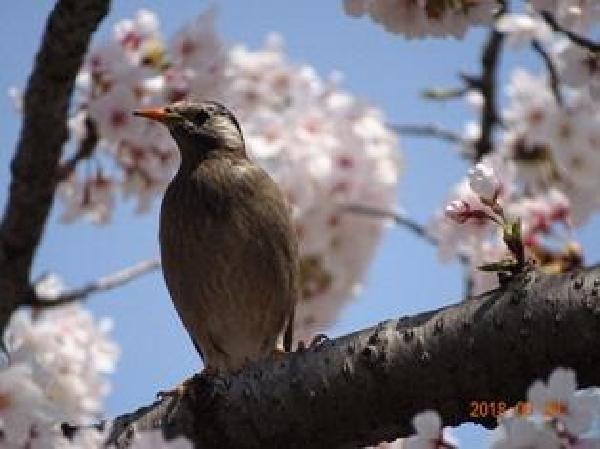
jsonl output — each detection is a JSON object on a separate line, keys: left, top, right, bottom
{"left": 157, "top": 382, "right": 189, "bottom": 400}
{"left": 309, "top": 333, "right": 329, "bottom": 349}
{"left": 157, "top": 366, "right": 220, "bottom": 400}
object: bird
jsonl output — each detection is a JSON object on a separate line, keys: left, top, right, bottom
{"left": 133, "top": 100, "right": 298, "bottom": 374}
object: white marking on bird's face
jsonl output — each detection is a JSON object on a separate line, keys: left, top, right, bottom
{"left": 211, "top": 114, "right": 244, "bottom": 150}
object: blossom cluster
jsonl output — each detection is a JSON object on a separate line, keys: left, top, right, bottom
{"left": 60, "top": 10, "right": 401, "bottom": 342}
{"left": 491, "top": 368, "right": 600, "bottom": 449}
{"left": 430, "top": 4, "right": 600, "bottom": 293}
{"left": 529, "top": 0, "right": 600, "bottom": 31}
{"left": 0, "top": 276, "right": 119, "bottom": 448}
{"left": 342, "top": 0, "right": 498, "bottom": 39}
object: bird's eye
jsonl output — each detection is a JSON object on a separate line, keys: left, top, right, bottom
{"left": 191, "top": 110, "right": 210, "bottom": 125}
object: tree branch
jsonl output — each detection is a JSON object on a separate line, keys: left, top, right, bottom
{"left": 421, "top": 87, "right": 468, "bottom": 101}
{"left": 341, "top": 203, "right": 469, "bottom": 265}
{"left": 56, "top": 117, "right": 99, "bottom": 182}
{"left": 461, "top": 0, "right": 507, "bottom": 161}
{"left": 531, "top": 39, "right": 563, "bottom": 106}
{"left": 106, "top": 266, "right": 600, "bottom": 448}
{"left": 387, "top": 123, "right": 464, "bottom": 144}
{"left": 0, "top": 0, "right": 110, "bottom": 330}
{"left": 30, "top": 258, "right": 160, "bottom": 307}
{"left": 540, "top": 10, "right": 600, "bottom": 52}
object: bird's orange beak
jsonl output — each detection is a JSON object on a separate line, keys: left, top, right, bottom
{"left": 132, "top": 107, "right": 169, "bottom": 123}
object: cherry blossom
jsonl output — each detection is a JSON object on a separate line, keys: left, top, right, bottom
{"left": 491, "top": 415, "right": 561, "bottom": 449}
{"left": 554, "top": 42, "right": 600, "bottom": 97}
{"left": 490, "top": 368, "right": 600, "bottom": 449}
{"left": 342, "top": 0, "right": 497, "bottom": 39}
{"left": 0, "top": 274, "right": 118, "bottom": 448}
{"left": 501, "top": 69, "right": 600, "bottom": 225}
{"left": 528, "top": 368, "right": 599, "bottom": 435}
{"left": 59, "top": 171, "right": 116, "bottom": 225}
{"left": 495, "top": 13, "right": 552, "bottom": 47}
{"left": 468, "top": 162, "right": 500, "bottom": 203}
{"left": 430, "top": 155, "right": 513, "bottom": 263}
{"left": 529, "top": 0, "right": 600, "bottom": 31}
{"left": 403, "top": 410, "right": 457, "bottom": 449}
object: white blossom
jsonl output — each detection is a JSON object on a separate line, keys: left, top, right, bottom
{"left": 491, "top": 415, "right": 561, "bottom": 449}
{"left": 430, "top": 155, "right": 513, "bottom": 263}
{"left": 468, "top": 162, "right": 499, "bottom": 202}
{"left": 501, "top": 69, "right": 600, "bottom": 225}
{"left": 529, "top": 0, "right": 600, "bottom": 31}
{"left": 342, "top": 0, "right": 498, "bottom": 39}
{"left": 403, "top": 410, "right": 457, "bottom": 449}
{"left": 490, "top": 368, "right": 600, "bottom": 449}
{"left": 528, "top": 368, "right": 599, "bottom": 434}
{"left": 554, "top": 42, "right": 600, "bottom": 97}
{"left": 495, "top": 13, "right": 551, "bottom": 47}
{"left": 0, "top": 291, "right": 118, "bottom": 448}
{"left": 59, "top": 172, "right": 116, "bottom": 225}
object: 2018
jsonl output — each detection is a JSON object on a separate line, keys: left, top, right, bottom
{"left": 469, "top": 401, "right": 508, "bottom": 418}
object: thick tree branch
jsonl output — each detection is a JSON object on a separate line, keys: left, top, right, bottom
{"left": 30, "top": 258, "right": 160, "bottom": 307}
{"left": 106, "top": 266, "right": 600, "bottom": 449}
{"left": 0, "top": 0, "right": 110, "bottom": 329}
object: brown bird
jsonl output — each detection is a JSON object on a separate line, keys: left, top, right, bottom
{"left": 133, "top": 101, "right": 298, "bottom": 373}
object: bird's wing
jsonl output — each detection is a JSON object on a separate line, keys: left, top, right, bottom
{"left": 191, "top": 336, "right": 205, "bottom": 362}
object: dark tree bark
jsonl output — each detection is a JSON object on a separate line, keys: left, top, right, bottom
{"left": 106, "top": 266, "right": 600, "bottom": 449}
{"left": 0, "top": 0, "right": 110, "bottom": 330}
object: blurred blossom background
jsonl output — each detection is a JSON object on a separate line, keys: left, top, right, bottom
{"left": 1, "top": 1, "right": 599, "bottom": 448}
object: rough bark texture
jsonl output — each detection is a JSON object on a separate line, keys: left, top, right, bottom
{"left": 107, "top": 266, "right": 600, "bottom": 449}
{"left": 0, "top": 0, "right": 110, "bottom": 329}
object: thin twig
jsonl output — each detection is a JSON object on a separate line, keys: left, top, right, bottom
{"left": 56, "top": 116, "right": 99, "bottom": 182}
{"left": 30, "top": 258, "right": 161, "bottom": 307}
{"left": 540, "top": 10, "right": 600, "bottom": 52}
{"left": 531, "top": 40, "right": 563, "bottom": 106}
{"left": 421, "top": 87, "right": 468, "bottom": 101}
{"left": 461, "top": 0, "right": 507, "bottom": 161}
{"left": 387, "top": 123, "right": 464, "bottom": 144}
{"left": 340, "top": 203, "right": 469, "bottom": 265}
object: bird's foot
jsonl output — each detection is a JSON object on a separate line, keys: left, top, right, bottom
{"left": 157, "top": 366, "right": 219, "bottom": 400}
{"left": 309, "top": 333, "right": 329, "bottom": 349}
{"left": 293, "top": 334, "right": 330, "bottom": 353}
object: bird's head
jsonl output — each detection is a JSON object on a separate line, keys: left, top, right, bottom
{"left": 133, "top": 100, "right": 245, "bottom": 160}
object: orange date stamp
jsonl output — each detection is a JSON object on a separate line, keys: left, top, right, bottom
{"left": 468, "top": 401, "right": 538, "bottom": 418}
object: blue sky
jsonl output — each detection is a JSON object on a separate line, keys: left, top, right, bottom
{"left": 1, "top": 2, "right": 599, "bottom": 448}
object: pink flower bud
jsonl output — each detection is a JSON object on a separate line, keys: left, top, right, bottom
{"left": 445, "top": 200, "right": 471, "bottom": 223}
